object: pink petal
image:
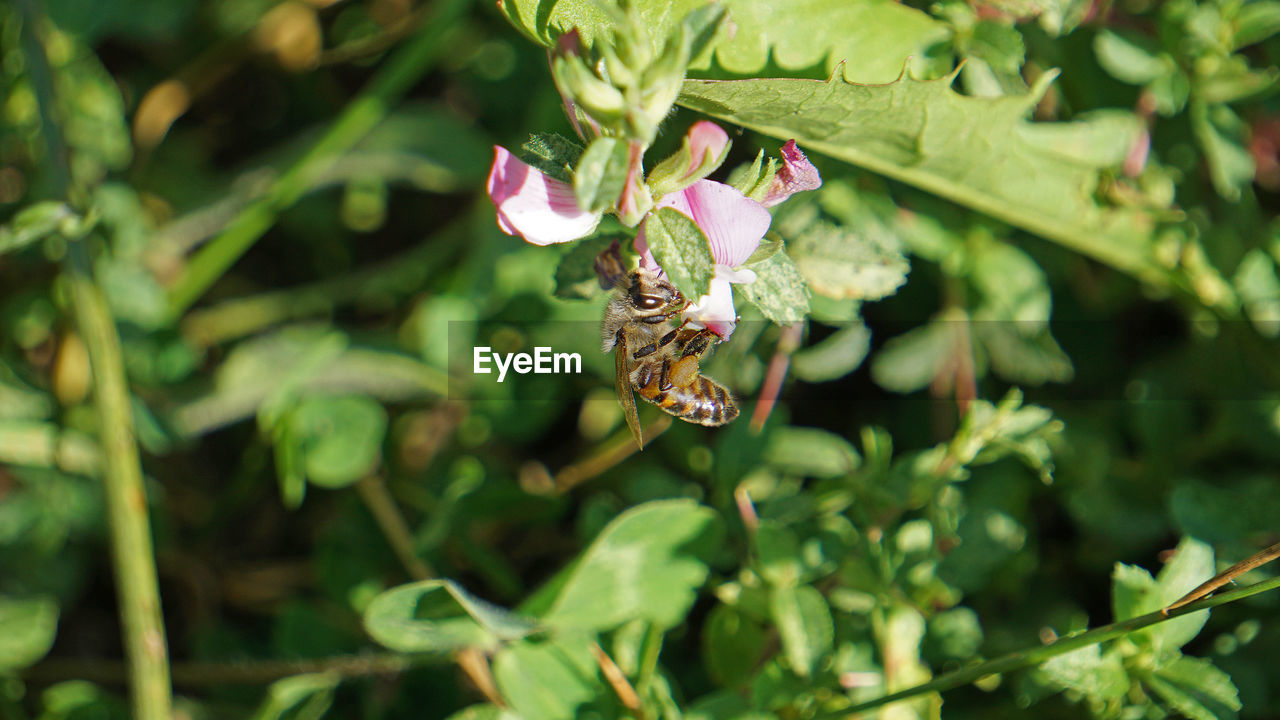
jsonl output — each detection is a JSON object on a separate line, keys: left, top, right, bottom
{"left": 487, "top": 146, "right": 601, "bottom": 245}
{"left": 685, "top": 121, "right": 729, "bottom": 175}
{"left": 682, "top": 268, "right": 741, "bottom": 340}
{"left": 679, "top": 180, "right": 770, "bottom": 267}
{"left": 761, "top": 140, "right": 822, "bottom": 207}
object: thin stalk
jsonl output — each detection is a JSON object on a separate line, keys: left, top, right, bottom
{"left": 15, "top": 1, "right": 173, "bottom": 717}
{"left": 355, "top": 474, "right": 435, "bottom": 581}
{"left": 25, "top": 653, "right": 419, "bottom": 687}
{"left": 166, "top": 0, "right": 469, "bottom": 319}
{"left": 829, "top": 575, "right": 1280, "bottom": 718}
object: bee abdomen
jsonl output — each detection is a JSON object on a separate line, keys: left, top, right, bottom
{"left": 641, "top": 375, "right": 738, "bottom": 426}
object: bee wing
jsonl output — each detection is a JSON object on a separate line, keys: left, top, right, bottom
{"left": 614, "top": 332, "right": 644, "bottom": 449}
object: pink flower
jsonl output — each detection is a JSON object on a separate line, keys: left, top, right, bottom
{"left": 761, "top": 140, "right": 821, "bottom": 207}
{"left": 487, "top": 146, "right": 601, "bottom": 245}
{"left": 635, "top": 179, "right": 772, "bottom": 340}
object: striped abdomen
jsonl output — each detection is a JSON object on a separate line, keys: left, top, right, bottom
{"left": 637, "top": 373, "right": 738, "bottom": 426}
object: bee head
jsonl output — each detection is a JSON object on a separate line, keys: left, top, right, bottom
{"left": 628, "top": 270, "right": 684, "bottom": 319}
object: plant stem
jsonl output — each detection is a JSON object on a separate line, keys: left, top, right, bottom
{"left": 356, "top": 474, "right": 435, "bottom": 581}
{"left": 25, "top": 653, "right": 419, "bottom": 687}
{"left": 828, "top": 574, "right": 1280, "bottom": 718}
{"left": 15, "top": 2, "right": 173, "bottom": 717}
{"left": 165, "top": 0, "right": 469, "bottom": 319}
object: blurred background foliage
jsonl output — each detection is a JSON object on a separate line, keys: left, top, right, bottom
{"left": 0, "top": 0, "right": 1279, "bottom": 718}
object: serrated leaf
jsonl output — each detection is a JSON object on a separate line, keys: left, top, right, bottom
{"left": 363, "top": 579, "right": 539, "bottom": 653}
{"left": 520, "top": 132, "right": 584, "bottom": 184}
{"left": 645, "top": 207, "right": 717, "bottom": 301}
{"left": 542, "top": 499, "right": 722, "bottom": 630}
{"left": 574, "top": 137, "right": 629, "bottom": 213}
{"left": 499, "top": 0, "right": 948, "bottom": 84}
{"left": 0, "top": 596, "right": 59, "bottom": 671}
{"left": 770, "top": 584, "right": 833, "bottom": 677}
{"left": 678, "top": 71, "right": 1168, "bottom": 284}
{"left": 776, "top": 198, "right": 910, "bottom": 302}
{"left": 740, "top": 247, "right": 810, "bottom": 324}
{"left": 791, "top": 321, "right": 871, "bottom": 382}
{"left": 1150, "top": 537, "right": 1214, "bottom": 652}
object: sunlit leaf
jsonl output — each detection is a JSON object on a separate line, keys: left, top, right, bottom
{"left": 363, "top": 579, "right": 539, "bottom": 653}
{"left": 0, "top": 595, "right": 58, "bottom": 671}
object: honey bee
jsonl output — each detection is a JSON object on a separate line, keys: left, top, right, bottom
{"left": 595, "top": 243, "right": 739, "bottom": 448}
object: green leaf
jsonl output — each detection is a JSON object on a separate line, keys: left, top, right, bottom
{"left": 363, "top": 579, "right": 539, "bottom": 653}
{"left": 791, "top": 321, "right": 871, "bottom": 382}
{"left": 740, "top": 246, "right": 810, "bottom": 324}
{"left": 289, "top": 395, "right": 388, "bottom": 489}
{"left": 770, "top": 584, "right": 833, "bottom": 677}
{"left": 554, "top": 235, "right": 626, "bottom": 300}
{"left": 703, "top": 605, "right": 769, "bottom": 688}
{"left": 520, "top": 132, "right": 584, "bottom": 184}
{"left": 678, "top": 71, "right": 1169, "bottom": 284}
{"left": 1150, "top": 656, "right": 1242, "bottom": 718}
{"left": 775, "top": 192, "right": 910, "bottom": 302}
{"left": 762, "top": 426, "right": 860, "bottom": 478}
{"left": 870, "top": 316, "right": 958, "bottom": 393}
{"left": 946, "top": 388, "right": 1060, "bottom": 481}
{"left": 966, "top": 21, "right": 1025, "bottom": 75}
{"left": 0, "top": 202, "right": 76, "bottom": 257}
{"left": 1040, "top": 645, "right": 1129, "bottom": 701}
{"left": 645, "top": 207, "right": 717, "bottom": 301}
{"left": 976, "top": 323, "right": 1074, "bottom": 385}
{"left": 1191, "top": 101, "right": 1255, "bottom": 202}
{"left": 1093, "top": 30, "right": 1170, "bottom": 85}
{"left": 574, "top": 136, "right": 630, "bottom": 213}
{"left": 542, "top": 499, "right": 722, "bottom": 630}
{"left": 444, "top": 705, "right": 522, "bottom": 720}
{"left": 1150, "top": 537, "right": 1215, "bottom": 652}
{"left": 500, "top": 0, "right": 948, "bottom": 84}
{"left": 250, "top": 672, "right": 340, "bottom": 720}
{"left": 0, "top": 595, "right": 59, "bottom": 671}
{"left": 755, "top": 520, "right": 804, "bottom": 587}
{"left": 1233, "top": 1, "right": 1280, "bottom": 48}
{"left": 492, "top": 635, "right": 599, "bottom": 720}
{"left": 1233, "top": 249, "right": 1280, "bottom": 336}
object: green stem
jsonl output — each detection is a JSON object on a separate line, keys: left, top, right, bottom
{"left": 24, "top": 653, "right": 423, "bottom": 687}
{"left": 15, "top": 2, "right": 173, "bottom": 718}
{"left": 830, "top": 575, "right": 1280, "bottom": 718}
{"left": 165, "top": 0, "right": 469, "bottom": 320}
{"left": 356, "top": 474, "right": 435, "bottom": 581}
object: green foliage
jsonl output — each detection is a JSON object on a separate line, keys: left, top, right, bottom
{"left": 644, "top": 207, "right": 718, "bottom": 300}
{"left": 0, "top": 596, "right": 59, "bottom": 671}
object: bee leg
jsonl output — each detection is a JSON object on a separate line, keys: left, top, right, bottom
{"left": 669, "top": 355, "right": 700, "bottom": 388}
{"left": 680, "top": 329, "right": 715, "bottom": 358}
{"left": 658, "top": 357, "right": 674, "bottom": 392}
{"left": 632, "top": 341, "right": 658, "bottom": 359}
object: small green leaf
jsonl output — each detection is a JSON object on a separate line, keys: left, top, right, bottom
{"left": 543, "top": 499, "right": 722, "bottom": 630}
{"left": 555, "top": 235, "right": 626, "bottom": 300}
{"left": 870, "top": 317, "right": 957, "bottom": 393}
{"left": 703, "top": 605, "right": 769, "bottom": 688}
{"left": 1233, "top": 1, "right": 1280, "bottom": 48}
{"left": 0, "top": 595, "right": 59, "bottom": 671}
{"left": 574, "top": 136, "right": 630, "bottom": 213}
{"left": 1040, "top": 645, "right": 1129, "bottom": 701}
{"left": 1233, "top": 249, "right": 1280, "bottom": 336}
{"left": 645, "top": 207, "right": 717, "bottom": 301}
{"left": 290, "top": 395, "right": 388, "bottom": 489}
{"left": 740, "top": 247, "right": 810, "bottom": 324}
{"left": 1093, "top": 30, "right": 1169, "bottom": 85}
{"left": 967, "top": 21, "right": 1025, "bottom": 75}
{"left": 763, "top": 426, "right": 860, "bottom": 478}
{"left": 520, "top": 132, "right": 584, "bottom": 184}
{"left": 0, "top": 202, "right": 76, "bottom": 257}
{"left": 492, "top": 635, "right": 599, "bottom": 720}
{"left": 770, "top": 584, "right": 833, "bottom": 677}
{"left": 1150, "top": 537, "right": 1214, "bottom": 652}
{"left": 755, "top": 520, "right": 804, "bottom": 587}
{"left": 792, "top": 321, "right": 871, "bottom": 383}
{"left": 363, "top": 579, "right": 538, "bottom": 653}
{"left": 1192, "top": 101, "right": 1254, "bottom": 202}
{"left": 250, "top": 672, "right": 340, "bottom": 720}
{"left": 1150, "top": 656, "right": 1242, "bottom": 716}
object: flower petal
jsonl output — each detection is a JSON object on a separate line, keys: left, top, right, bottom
{"left": 682, "top": 267, "right": 741, "bottom": 340}
{"left": 680, "top": 180, "right": 771, "bottom": 267}
{"left": 761, "top": 140, "right": 822, "bottom": 207}
{"left": 487, "top": 146, "right": 601, "bottom": 245}
{"left": 685, "top": 121, "right": 729, "bottom": 175}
